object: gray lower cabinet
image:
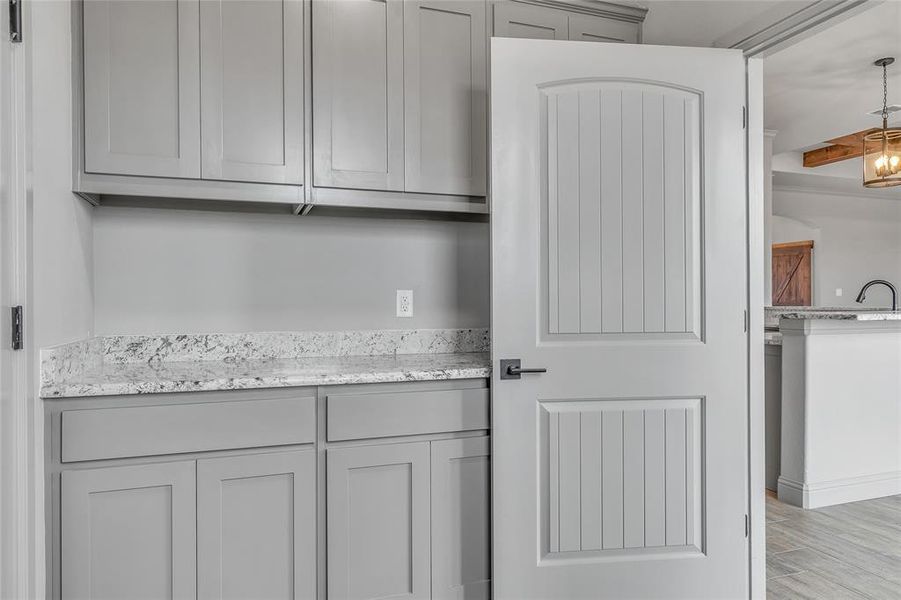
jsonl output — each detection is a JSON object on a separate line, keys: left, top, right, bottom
{"left": 430, "top": 437, "right": 491, "bottom": 600}
{"left": 327, "top": 436, "right": 491, "bottom": 600}
{"left": 327, "top": 442, "right": 432, "bottom": 600}
{"left": 197, "top": 450, "right": 316, "bottom": 600}
{"left": 61, "top": 461, "right": 198, "bottom": 600}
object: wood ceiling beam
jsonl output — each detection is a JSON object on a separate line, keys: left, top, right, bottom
{"left": 802, "top": 128, "right": 880, "bottom": 168}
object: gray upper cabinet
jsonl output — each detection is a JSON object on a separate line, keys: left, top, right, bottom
{"left": 82, "top": 0, "right": 201, "bottom": 178}
{"left": 404, "top": 0, "right": 487, "bottom": 196}
{"left": 492, "top": 1, "right": 567, "bottom": 40}
{"left": 312, "top": 0, "right": 405, "bottom": 192}
{"left": 327, "top": 442, "right": 431, "bottom": 600}
{"left": 492, "top": 1, "right": 641, "bottom": 43}
{"left": 568, "top": 13, "right": 639, "bottom": 43}
{"left": 431, "top": 437, "right": 491, "bottom": 600}
{"left": 61, "top": 461, "right": 197, "bottom": 600}
{"left": 200, "top": 0, "right": 304, "bottom": 184}
{"left": 197, "top": 450, "right": 316, "bottom": 600}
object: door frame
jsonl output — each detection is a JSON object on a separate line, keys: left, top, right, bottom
{"left": 0, "top": 0, "right": 36, "bottom": 598}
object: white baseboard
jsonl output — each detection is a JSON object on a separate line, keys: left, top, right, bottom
{"left": 778, "top": 472, "right": 901, "bottom": 509}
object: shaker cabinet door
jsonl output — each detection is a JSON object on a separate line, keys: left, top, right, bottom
{"left": 313, "top": 0, "right": 405, "bottom": 191}
{"left": 200, "top": 0, "right": 304, "bottom": 184}
{"left": 327, "top": 442, "right": 431, "bottom": 600}
{"left": 430, "top": 437, "right": 491, "bottom": 600}
{"left": 61, "top": 461, "right": 197, "bottom": 600}
{"left": 567, "top": 13, "right": 639, "bottom": 43}
{"left": 492, "top": 1, "right": 567, "bottom": 40}
{"left": 82, "top": 0, "right": 201, "bottom": 178}
{"left": 404, "top": 0, "right": 487, "bottom": 196}
{"left": 197, "top": 450, "right": 316, "bottom": 600}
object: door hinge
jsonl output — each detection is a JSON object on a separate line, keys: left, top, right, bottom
{"left": 742, "top": 106, "right": 747, "bottom": 129}
{"left": 9, "top": 0, "right": 23, "bottom": 43}
{"left": 744, "top": 514, "right": 750, "bottom": 538}
{"left": 10, "top": 305, "right": 23, "bottom": 350}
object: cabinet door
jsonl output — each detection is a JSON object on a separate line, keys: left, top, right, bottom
{"left": 492, "top": 1, "right": 567, "bottom": 40}
{"left": 197, "top": 450, "right": 316, "bottom": 600}
{"left": 83, "top": 0, "right": 200, "bottom": 178}
{"left": 327, "top": 442, "right": 430, "bottom": 600}
{"left": 61, "top": 461, "right": 196, "bottom": 600}
{"left": 431, "top": 437, "right": 491, "bottom": 600}
{"left": 312, "top": 0, "right": 404, "bottom": 191}
{"left": 200, "top": 0, "right": 304, "bottom": 184}
{"left": 404, "top": 1, "right": 487, "bottom": 196}
{"left": 568, "top": 14, "right": 639, "bottom": 43}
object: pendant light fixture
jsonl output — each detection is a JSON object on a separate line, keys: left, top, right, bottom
{"left": 863, "top": 57, "right": 901, "bottom": 188}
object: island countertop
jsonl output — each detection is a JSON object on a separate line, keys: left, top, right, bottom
{"left": 766, "top": 306, "right": 901, "bottom": 324}
{"left": 40, "top": 328, "right": 491, "bottom": 399}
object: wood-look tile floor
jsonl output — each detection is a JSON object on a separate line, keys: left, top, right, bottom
{"left": 766, "top": 492, "right": 901, "bottom": 599}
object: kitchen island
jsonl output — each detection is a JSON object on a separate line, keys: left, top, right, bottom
{"left": 770, "top": 308, "right": 901, "bottom": 508}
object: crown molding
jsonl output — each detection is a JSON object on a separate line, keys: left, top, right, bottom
{"left": 513, "top": 0, "right": 648, "bottom": 23}
{"left": 716, "top": 0, "right": 879, "bottom": 57}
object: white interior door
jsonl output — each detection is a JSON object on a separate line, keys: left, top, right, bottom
{"left": 490, "top": 39, "right": 749, "bottom": 599}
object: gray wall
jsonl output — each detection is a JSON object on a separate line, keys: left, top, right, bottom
{"left": 772, "top": 189, "right": 901, "bottom": 308}
{"left": 33, "top": 0, "right": 95, "bottom": 350}
{"left": 93, "top": 207, "right": 489, "bottom": 334}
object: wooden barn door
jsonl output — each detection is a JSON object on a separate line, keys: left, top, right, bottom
{"left": 772, "top": 241, "right": 813, "bottom": 306}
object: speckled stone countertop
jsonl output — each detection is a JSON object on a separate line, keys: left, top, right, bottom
{"left": 765, "top": 306, "right": 901, "bottom": 324}
{"left": 41, "top": 329, "right": 490, "bottom": 399}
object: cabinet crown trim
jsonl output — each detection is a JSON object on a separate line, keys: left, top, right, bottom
{"left": 513, "top": 0, "right": 648, "bottom": 23}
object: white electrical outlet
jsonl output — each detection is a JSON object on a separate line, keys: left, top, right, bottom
{"left": 396, "top": 290, "right": 413, "bottom": 317}
{"left": 836, "top": 288, "right": 843, "bottom": 297}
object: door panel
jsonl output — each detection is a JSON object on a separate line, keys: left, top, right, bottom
{"left": 200, "top": 0, "right": 304, "bottom": 184}
{"left": 430, "top": 437, "right": 491, "bottom": 600}
{"left": 404, "top": 0, "right": 487, "bottom": 196}
{"left": 83, "top": 0, "right": 200, "bottom": 178}
{"left": 61, "top": 461, "right": 196, "bottom": 600}
{"left": 492, "top": 2, "right": 567, "bottom": 40}
{"left": 313, "top": 0, "right": 404, "bottom": 191}
{"left": 327, "top": 442, "right": 430, "bottom": 600}
{"left": 491, "top": 39, "right": 748, "bottom": 598}
{"left": 197, "top": 450, "right": 316, "bottom": 600}
{"left": 544, "top": 83, "right": 699, "bottom": 337}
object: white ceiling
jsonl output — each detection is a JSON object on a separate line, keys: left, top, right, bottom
{"left": 640, "top": 0, "right": 816, "bottom": 48}
{"left": 764, "top": 0, "right": 901, "bottom": 154}
{"left": 761, "top": 0, "right": 901, "bottom": 197}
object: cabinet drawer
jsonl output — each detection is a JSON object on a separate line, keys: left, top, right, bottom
{"left": 327, "top": 386, "right": 489, "bottom": 441}
{"left": 61, "top": 395, "right": 315, "bottom": 462}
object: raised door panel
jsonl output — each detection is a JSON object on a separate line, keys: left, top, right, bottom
{"left": 404, "top": 1, "right": 487, "bottom": 196}
{"left": 327, "top": 442, "right": 430, "bottom": 600}
{"left": 61, "top": 461, "right": 196, "bottom": 600}
{"left": 492, "top": 2, "right": 567, "bottom": 40}
{"left": 541, "top": 82, "right": 701, "bottom": 339}
{"left": 200, "top": 0, "right": 304, "bottom": 184}
{"left": 197, "top": 450, "right": 316, "bottom": 600}
{"left": 567, "top": 14, "right": 639, "bottom": 43}
{"left": 431, "top": 437, "right": 491, "bottom": 600}
{"left": 83, "top": 0, "right": 200, "bottom": 178}
{"left": 312, "top": 0, "right": 404, "bottom": 191}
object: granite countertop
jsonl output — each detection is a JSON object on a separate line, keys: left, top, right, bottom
{"left": 41, "top": 329, "right": 491, "bottom": 399}
{"left": 765, "top": 306, "right": 901, "bottom": 324}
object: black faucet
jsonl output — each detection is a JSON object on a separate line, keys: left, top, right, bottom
{"left": 855, "top": 280, "right": 898, "bottom": 311}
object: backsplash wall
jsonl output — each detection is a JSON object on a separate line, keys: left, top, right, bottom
{"left": 93, "top": 207, "right": 489, "bottom": 335}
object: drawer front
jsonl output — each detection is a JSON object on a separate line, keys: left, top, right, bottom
{"left": 61, "top": 395, "right": 315, "bottom": 462}
{"left": 327, "top": 386, "right": 489, "bottom": 441}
